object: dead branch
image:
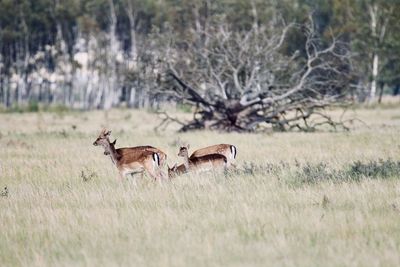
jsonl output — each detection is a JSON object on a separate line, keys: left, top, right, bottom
{"left": 158, "top": 17, "right": 354, "bottom": 132}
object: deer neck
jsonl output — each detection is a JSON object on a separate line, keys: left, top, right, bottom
{"left": 182, "top": 151, "right": 190, "bottom": 170}
{"left": 104, "top": 142, "right": 120, "bottom": 165}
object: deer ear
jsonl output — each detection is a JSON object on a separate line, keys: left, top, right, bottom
{"left": 187, "top": 144, "right": 190, "bottom": 149}
{"left": 111, "top": 139, "right": 116, "bottom": 145}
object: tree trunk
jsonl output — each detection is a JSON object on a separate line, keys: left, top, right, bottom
{"left": 126, "top": 0, "right": 138, "bottom": 64}
{"left": 393, "top": 85, "right": 400, "bottom": 96}
{"left": 106, "top": 0, "right": 119, "bottom": 109}
{"left": 368, "top": 4, "right": 378, "bottom": 103}
{"left": 378, "top": 82, "right": 384, "bottom": 103}
{"left": 369, "top": 53, "right": 379, "bottom": 102}
{"left": 129, "top": 87, "right": 136, "bottom": 107}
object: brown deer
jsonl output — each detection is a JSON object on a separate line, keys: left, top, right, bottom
{"left": 167, "top": 163, "right": 186, "bottom": 179}
{"left": 190, "top": 144, "right": 237, "bottom": 167}
{"left": 93, "top": 129, "right": 167, "bottom": 166}
{"left": 168, "top": 144, "right": 228, "bottom": 178}
{"left": 93, "top": 129, "right": 166, "bottom": 181}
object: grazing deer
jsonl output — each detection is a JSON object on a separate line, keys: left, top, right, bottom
{"left": 189, "top": 144, "right": 237, "bottom": 167}
{"left": 93, "top": 129, "right": 166, "bottom": 181}
{"left": 168, "top": 144, "right": 228, "bottom": 178}
{"left": 167, "top": 163, "right": 186, "bottom": 179}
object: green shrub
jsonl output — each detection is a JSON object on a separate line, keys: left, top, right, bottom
{"left": 287, "top": 159, "right": 400, "bottom": 186}
{"left": 347, "top": 159, "right": 400, "bottom": 179}
{"left": 176, "top": 103, "right": 192, "bottom": 113}
{"left": 2, "top": 102, "right": 70, "bottom": 113}
{"left": 241, "top": 162, "right": 283, "bottom": 176}
{"left": 27, "top": 101, "right": 39, "bottom": 112}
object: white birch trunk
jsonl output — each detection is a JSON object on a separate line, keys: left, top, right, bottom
{"left": 370, "top": 53, "right": 379, "bottom": 101}
{"left": 126, "top": 0, "right": 138, "bottom": 66}
{"left": 368, "top": 4, "right": 378, "bottom": 103}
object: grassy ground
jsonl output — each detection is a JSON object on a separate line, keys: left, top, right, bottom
{"left": 1, "top": 106, "right": 400, "bottom": 266}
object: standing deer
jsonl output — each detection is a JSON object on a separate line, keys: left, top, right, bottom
{"left": 190, "top": 144, "right": 237, "bottom": 167}
{"left": 93, "top": 129, "right": 166, "bottom": 181}
{"left": 168, "top": 144, "right": 228, "bottom": 178}
{"left": 93, "top": 129, "right": 167, "bottom": 166}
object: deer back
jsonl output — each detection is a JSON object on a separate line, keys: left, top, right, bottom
{"left": 116, "top": 149, "right": 158, "bottom": 166}
{"left": 117, "top": 146, "right": 167, "bottom": 165}
{"left": 190, "top": 144, "right": 236, "bottom": 160}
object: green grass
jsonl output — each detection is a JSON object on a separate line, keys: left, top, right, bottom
{"left": 1, "top": 107, "right": 400, "bottom": 266}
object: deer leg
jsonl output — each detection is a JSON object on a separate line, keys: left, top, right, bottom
{"left": 148, "top": 170, "right": 158, "bottom": 181}
{"left": 160, "top": 170, "right": 168, "bottom": 181}
{"left": 155, "top": 164, "right": 167, "bottom": 181}
{"left": 147, "top": 166, "right": 164, "bottom": 182}
{"left": 130, "top": 173, "right": 138, "bottom": 187}
{"left": 143, "top": 158, "right": 164, "bottom": 182}
{"left": 118, "top": 171, "right": 126, "bottom": 181}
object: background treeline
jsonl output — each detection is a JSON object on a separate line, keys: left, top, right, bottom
{"left": 0, "top": 0, "right": 399, "bottom": 110}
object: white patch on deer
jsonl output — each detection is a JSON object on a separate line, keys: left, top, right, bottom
{"left": 153, "top": 153, "right": 160, "bottom": 167}
{"left": 230, "top": 145, "right": 237, "bottom": 159}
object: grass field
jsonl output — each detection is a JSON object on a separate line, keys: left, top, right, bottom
{"left": 1, "top": 105, "right": 400, "bottom": 266}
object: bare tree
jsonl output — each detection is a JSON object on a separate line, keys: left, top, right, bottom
{"left": 158, "top": 18, "right": 354, "bottom": 132}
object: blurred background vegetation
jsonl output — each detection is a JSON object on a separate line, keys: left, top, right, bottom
{"left": 0, "top": 0, "right": 399, "bottom": 113}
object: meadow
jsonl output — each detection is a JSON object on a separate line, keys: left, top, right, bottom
{"left": 1, "top": 105, "right": 400, "bottom": 266}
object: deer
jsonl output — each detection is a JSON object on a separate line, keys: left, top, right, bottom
{"left": 93, "top": 129, "right": 166, "bottom": 181}
{"left": 167, "top": 163, "right": 186, "bottom": 179}
{"left": 168, "top": 144, "right": 228, "bottom": 178}
{"left": 189, "top": 144, "right": 237, "bottom": 167}
{"left": 93, "top": 129, "right": 167, "bottom": 166}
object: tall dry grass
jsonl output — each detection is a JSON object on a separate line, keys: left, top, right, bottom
{"left": 0, "top": 106, "right": 400, "bottom": 266}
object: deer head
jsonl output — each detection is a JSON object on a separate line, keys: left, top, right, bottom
{"left": 102, "top": 139, "right": 117, "bottom": 155}
{"left": 167, "top": 164, "right": 178, "bottom": 178}
{"left": 178, "top": 144, "right": 190, "bottom": 157}
{"left": 93, "top": 129, "right": 112, "bottom": 147}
